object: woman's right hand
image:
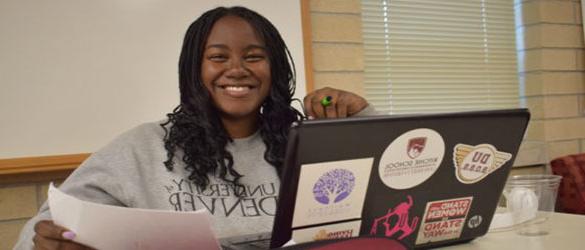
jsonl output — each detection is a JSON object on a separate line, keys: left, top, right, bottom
{"left": 33, "top": 220, "right": 94, "bottom": 250}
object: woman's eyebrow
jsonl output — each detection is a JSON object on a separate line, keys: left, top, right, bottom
{"left": 205, "top": 44, "right": 229, "bottom": 50}
{"left": 205, "top": 44, "right": 266, "bottom": 52}
{"left": 245, "top": 44, "right": 267, "bottom": 51}
{"left": 204, "top": 44, "right": 266, "bottom": 51}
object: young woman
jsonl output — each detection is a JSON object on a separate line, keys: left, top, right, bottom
{"left": 15, "top": 6, "right": 375, "bottom": 249}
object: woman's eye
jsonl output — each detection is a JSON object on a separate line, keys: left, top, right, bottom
{"left": 244, "top": 54, "right": 265, "bottom": 62}
{"left": 208, "top": 55, "right": 227, "bottom": 62}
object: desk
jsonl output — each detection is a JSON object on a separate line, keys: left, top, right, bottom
{"left": 441, "top": 212, "right": 585, "bottom": 250}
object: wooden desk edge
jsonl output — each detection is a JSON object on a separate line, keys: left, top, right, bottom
{"left": 0, "top": 153, "right": 90, "bottom": 184}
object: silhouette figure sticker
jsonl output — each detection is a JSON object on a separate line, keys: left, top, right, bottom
{"left": 370, "top": 195, "right": 420, "bottom": 240}
{"left": 292, "top": 158, "right": 374, "bottom": 228}
{"left": 415, "top": 196, "right": 473, "bottom": 245}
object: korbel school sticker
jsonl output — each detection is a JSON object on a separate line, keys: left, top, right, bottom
{"left": 379, "top": 128, "right": 445, "bottom": 190}
{"left": 453, "top": 144, "right": 512, "bottom": 184}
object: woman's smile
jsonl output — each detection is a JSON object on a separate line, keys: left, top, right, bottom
{"left": 215, "top": 83, "right": 257, "bottom": 98}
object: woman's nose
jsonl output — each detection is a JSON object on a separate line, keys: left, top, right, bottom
{"left": 225, "top": 58, "right": 249, "bottom": 78}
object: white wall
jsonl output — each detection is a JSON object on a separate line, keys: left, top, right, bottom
{"left": 0, "top": 0, "right": 306, "bottom": 158}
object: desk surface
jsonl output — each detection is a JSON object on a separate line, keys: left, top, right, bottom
{"left": 441, "top": 212, "right": 585, "bottom": 250}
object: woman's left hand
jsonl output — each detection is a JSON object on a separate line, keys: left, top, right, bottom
{"left": 303, "top": 87, "right": 368, "bottom": 119}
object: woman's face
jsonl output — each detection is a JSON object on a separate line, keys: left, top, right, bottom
{"left": 201, "top": 15, "right": 271, "bottom": 122}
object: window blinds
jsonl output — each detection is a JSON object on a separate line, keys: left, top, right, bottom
{"left": 361, "top": 0, "right": 519, "bottom": 114}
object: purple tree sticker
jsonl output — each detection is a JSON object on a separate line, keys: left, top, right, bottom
{"left": 313, "top": 169, "right": 356, "bottom": 205}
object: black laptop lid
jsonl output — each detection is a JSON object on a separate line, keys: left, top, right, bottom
{"left": 271, "top": 108, "right": 530, "bottom": 249}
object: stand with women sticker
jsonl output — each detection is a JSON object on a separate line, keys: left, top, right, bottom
{"left": 415, "top": 197, "right": 473, "bottom": 245}
{"left": 378, "top": 128, "right": 445, "bottom": 190}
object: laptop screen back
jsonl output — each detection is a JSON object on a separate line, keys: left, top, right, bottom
{"left": 271, "top": 109, "right": 530, "bottom": 249}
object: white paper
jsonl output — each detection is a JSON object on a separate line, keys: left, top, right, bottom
{"left": 283, "top": 239, "right": 297, "bottom": 247}
{"left": 48, "top": 183, "right": 220, "bottom": 250}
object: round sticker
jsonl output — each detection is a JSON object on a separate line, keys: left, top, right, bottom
{"left": 468, "top": 215, "right": 483, "bottom": 229}
{"left": 378, "top": 128, "right": 445, "bottom": 189}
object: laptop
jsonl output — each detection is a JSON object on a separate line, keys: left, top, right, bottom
{"left": 221, "top": 108, "right": 530, "bottom": 249}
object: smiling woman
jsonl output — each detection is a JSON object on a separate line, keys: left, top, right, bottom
{"left": 13, "top": 5, "right": 374, "bottom": 250}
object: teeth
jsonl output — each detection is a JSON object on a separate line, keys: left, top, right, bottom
{"left": 224, "top": 86, "right": 248, "bottom": 91}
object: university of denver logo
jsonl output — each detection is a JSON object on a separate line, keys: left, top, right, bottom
{"left": 453, "top": 144, "right": 512, "bottom": 184}
{"left": 407, "top": 137, "right": 427, "bottom": 159}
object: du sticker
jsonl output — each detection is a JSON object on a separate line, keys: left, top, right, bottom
{"left": 453, "top": 144, "right": 512, "bottom": 184}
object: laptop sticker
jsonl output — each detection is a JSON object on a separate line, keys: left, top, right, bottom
{"left": 370, "top": 195, "right": 420, "bottom": 240}
{"left": 313, "top": 169, "right": 355, "bottom": 205}
{"left": 292, "top": 158, "right": 374, "bottom": 228}
{"left": 453, "top": 144, "right": 512, "bottom": 184}
{"left": 292, "top": 220, "right": 361, "bottom": 244}
{"left": 467, "top": 215, "right": 483, "bottom": 229}
{"left": 378, "top": 128, "right": 445, "bottom": 189}
{"left": 415, "top": 196, "right": 473, "bottom": 245}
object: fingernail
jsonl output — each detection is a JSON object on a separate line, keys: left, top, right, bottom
{"left": 308, "top": 116, "right": 314, "bottom": 120}
{"left": 62, "top": 231, "right": 76, "bottom": 240}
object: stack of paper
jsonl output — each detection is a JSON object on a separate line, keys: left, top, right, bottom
{"left": 48, "top": 183, "right": 220, "bottom": 250}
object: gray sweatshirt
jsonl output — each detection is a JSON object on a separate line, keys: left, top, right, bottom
{"left": 14, "top": 105, "right": 377, "bottom": 249}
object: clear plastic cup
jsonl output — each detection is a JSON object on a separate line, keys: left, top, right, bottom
{"left": 501, "top": 174, "right": 562, "bottom": 236}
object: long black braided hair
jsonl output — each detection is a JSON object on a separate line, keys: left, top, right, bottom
{"left": 161, "top": 6, "right": 304, "bottom": 190}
